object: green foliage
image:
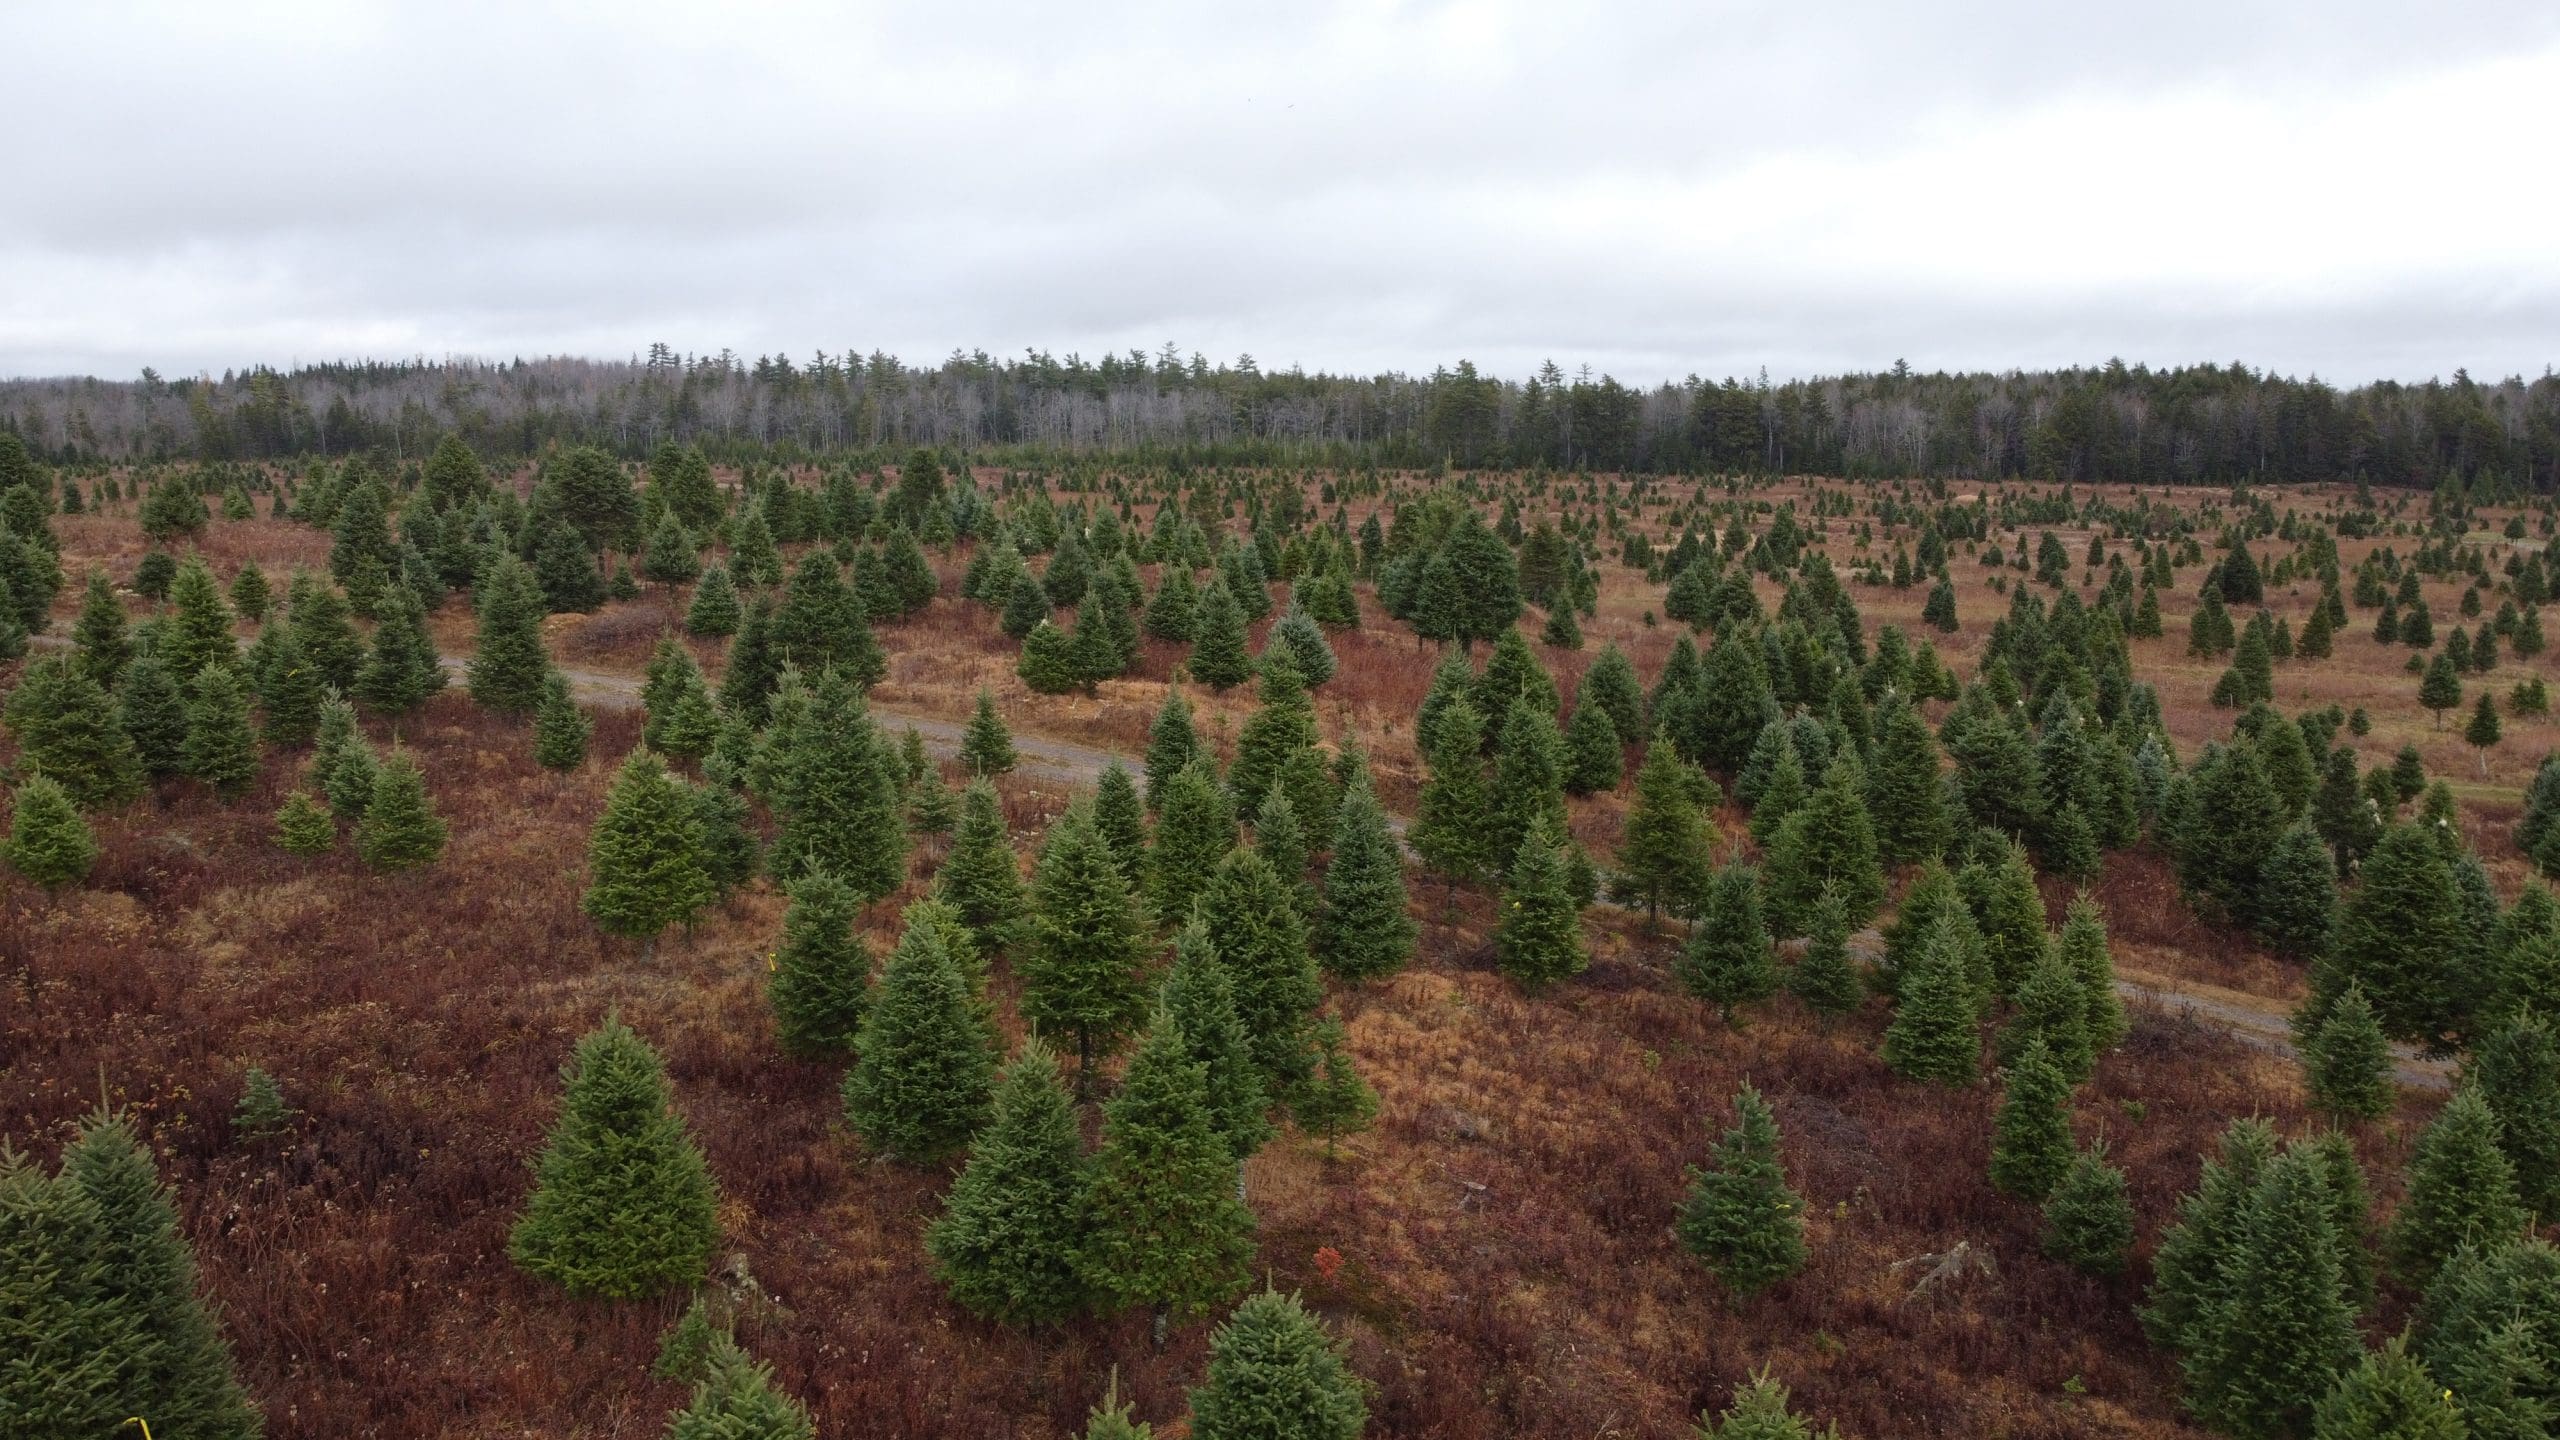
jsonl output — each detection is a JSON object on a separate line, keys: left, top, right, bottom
{"left": 1763, "top": 755, "right": 1884, "bottom": 936}
{"left": 1160, "top": 919, "right": 1274, "bottom": 1159}
{"left": 509, "top": 1016, "right": 721, "bottom": 1299}
{"left": 1075, "top": 1011, "right": 1257, "bottom": 1319}
{"left": 2307, "top": 823, "right": 2470, "bottom": 1048}
{"left": 1187, "top": 1287, "right": 1369, "bottom": 1440}
{"left": 5, "top": 773, "right": 97, "bottom": 888}
{"left": 356, "top": 747, "right": 447, "bottom": 871}
{"left": 2468, "top": 1012, "right": 2560, "bottom": 1219}
{"left": 2310, "top": 1337, "right": 2464, "bottom": 1440}
{"left": 273, "top": 788, "right": 335, "bottom": 855}
{"left": 926, "top": 1041, "right": 1093, "bottom": 1325}
{"left": 1675, "top": 1083, "right": 1807, "bottom": 1298}
{"left": 1199, "top": 846, "right": 1323, "bottom": 1104}
{"left": 940, "top": 779, "right": 1029, "bottom": 955}
{"left": 1690, "top": 1370, "right": 1844, "bottom": 1440}
{"left": 70, "top": 569, "right": 130, "bottom": 687}
{"left": 1187, "top": 577, "right": 1257, "bottom": 691}
{"left": 181, "top": 663, "right": 260, "bottom": 793}
{"left": 1616, "top": 736, "right": 1715, "bottom": 925}
{"left": 2181, "top": 1145, "right": 2359, "bottom": 1440}
{"left": 1411, "top": 697, "right": 1494, "bottom": 893}
{"left": 1315, "top": 776, "right": 1416, "bottom": 980}
{"left": 1680, "top": 860, "right": 1775, "bottom": 1019}
{"left": 468, "top": 553, "right": 553, "bottom": 714}
{"left": 770, "top": 668, "right": 907, "bottom": 901}
{"left": 1150, "top": 757, "right": 1238, "bottom": 927}
{"left": 661, "top": 1339, "right": 815, "bottom": 1440}
{"left": 1296, "top": 1015, "right": 1379, "bottom": 1158}
{"left": 1989, "top": 1038, "right": 2075, "bottom": 1201}
{"left": 1788, "top": 887, "right": 1864, "bottom": 1018}
{"left": 843, "top": 918, "right": 996, "bottom": 1164}
{"left": 1023, "top": 803, "right": 1155, "bottom": 1078}
{"left": 2304, "top": 984, "right": 2394, "bottom": 1123}
{"left": 1496, "top": 818, "right": 1587, "bottom": 990}
{"left": 960, "top": 689, "right": 1017, "bottom": 775}
{"left": 2390, "top": 1087, "right": 2529, "bottom": 1287}
{"left": 1882, "top": 913, "right": 1981, "bottom": 1086}
{"left": 1562, "top": 696, "right": 1622, "bottom": 794}
{"left": 582, "top": 749, "right": 713, "bottom": 943}
{"left": 768, "top": 870, "right": 871, "bottom": 1059}
{"left": 352, "top": 584, "right": 445, "bottom": 715}
{"left": 1143, "top": 688, "right": 1200, "bottom": 807}
{"left": 2043, "top": 1142, "right": 2135, "bottom": 1275}
{"left": 3, "top": 655, "right": 143, "bottom": 809}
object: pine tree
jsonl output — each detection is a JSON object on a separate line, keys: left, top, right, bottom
{"left": 1497, "top": 818, "right": 1587, "bottom": 990}
{"left": 357, "top": 747, "right": 447, "bottom": 871}
{"left": 232, "top": 1067, "right": 291, "bottom": 1140}
{"left": 1411, "top": 697, "right": 1495, "bottom": 899}
{"left": 1764, "top": 756, "right": 1885, "bottom": 937}
{"left": 662, "top": 1340, "right": 815, "bottom": 1440}
{"left": 961, "top": 689, "right": 1017, "bottom": 775}
{"left": 1882, "top": 912, "right": 1982, "bottom": 1086}
{"left": 1075, "top": 1011, "right": 1257, "bottom": 1320}
{"left": 523, "top": 672, "right": 589, "bottom": 772}
{"left": 0, "top": 1144, "right": 144, "bottom": 1435}
{"left": 1160, "top": 919, "right": 1274, "bottom": 1159}
{"left": 2144, "top": 1118, "right": 2280, "bottom": 1350}
{"left": 1314, "top": 776, "right": 1415, "bottom": 980}
{"left": 1143, "top": 688, "right": 1200, "bottom": 807}
{"left": 2304, "top": 984, "right": 2394, "bottom": 1123}
{"left": 253, "top": 621, "right": 324, "bottom": 747}
{"left": 583, "top": 750, "right": 714, "bottom": 950}
{"left": 1200, "top": 845, "right": 1323, "bottom": 1103}
{"left": 1486, "top": 700, "right": 1569, "bottom": 873}
{"left": 1862, "top": 696, "right": 1950, "bottom": 864}
{"left": 2468, "top": 1011, "right": 2560, "bottom": 1218}
{"left": 1251, "top": 783, "right": 1311, "bottom": 913}
{"left": 940, "top": 778, "right": 1029, "bottom": 955}
{"left": 1689, "top": 1369, "right": 1844, "bottom": 1440}
{"left": 3, "top": 655, "right": 143, "bottom": 809}
{"left": 1150, "top": 757, "right": 1238, "bottom": 927}
{"left": 70, "top": 568, "right": 131, "bottom": 687}
{"left": 1081, "top": 1370, "right": 1156, "bottom": 1440}
{"left": 683, "top": 562, "right": 743, "bottom": 638}
{"left": 1616, "top": 735, "right": 1715, "bottom": 927}
{"left": 1989, "top": 1037, "right": 2076, "bottom": 1201}
{"left": 509, "top": 1015, "right": 721, "bottom": 1299}
{"left": 273, "top": 788, "right": 335, "bottom": 855}
{"left": 1187, "top": 1286, "right": 1369, "bottom": 1440}
{"left": 179, "top": 662, "right": 260, "bottom": 793}
{"left": 2310, "top": 1336, "right": 2464, "bottom": 1440}
{"left": 5, "top": 773, "right": 98, "bottom": 888}
{"left": 925, "top": 1041, "right": 1092, "bottom": 1325}
{"left": 2043, "top": 1142, "right": 2136, "bottom": 1275}
{"left": 1676, "top": 1083, "right": 1807, "bottom": 1298}
{"left": 1997, "top": 945, "right": 2095, "bottom": 1081}
{"left": 2389, "top": 1086, "right": 2529, "bottom": 1286}
{"left": 468, "top": 553, "right": 553, "bottom": 714}
{"left": 1966, "top": 839, "right": 2049, "bottom": 1001}
{"left": 1296, "top": 1014, "right": 1379, "bottom": 1160}
{"left": 767, "top": 869, "right": 870, "bottom": 1059}
{"left": 770, "top": 668, "right": 907, "bottom": 900}
{"left": 352, "top": 584, "right": 444, "bottom": 715}
{"left": 2053, "top": 894, "right": 2127, "bottom": 1056}
{"left": 1680, "top": 860, "right": 1776, "bottom": 1020}
{"left": 843, "top": 918, "right": 996, "bottom": 1163}
{"left": 1023, "top": 803, "right": 1155, "bottom": 1083}
{"left": 1188, "top": 577, "right": 1256, "bottom": 691}
{"left": 1229, "top": 649, "right": 1319, "bottom": 817}
{"left": 1785, "top": 887, "right": 1863, "bottom": 1018}
{"left": 2306, "top": 823, "right": 2468, "bottom": 1047}
{"left": 1562, "top": 697, "right": 1622, "bottom": 795}
{"left": 49, "top": 1113, "right": 261, "bottom": 1439}
{"left": 120, "top": 652, "right": 189, "bottom": 780}
{"left": 2183, "top": 1146, "right": 2358, "bottom": 1439}
{"left": 163, "top": 554, "right": 237, "bottom": 683}
{"left": 2421, "top": 652, "right": 2463, "bottom": 729}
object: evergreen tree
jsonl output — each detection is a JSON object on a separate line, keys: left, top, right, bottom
{"left": 532, "top": 671, "right": 592, "bottom": 770}
{"left": 1562, "top": 697, "right": 1623, "bottom": 795}
{"left": 2260, "top": 820, "right": 2341, "bottom": 959}
{"left": 352, "top": 584, "right": 444, "bottom": 715}
{"left": 2145, "top": 1118, "right": 2281, "bottom": 1350}
{"left": 1199, "top": 845, "right": 1322, "bottom": 1103}
{"left": 468, "top": 553, "right": 553, "bottom": 714}
{"left": 768, "top": 869, "right": 870, "bottom": 1059}
{"left": 2421, "top": 652, "right": 2463, "bottom": 729}
{"left": 120, "top": 652, "right": 190, "bottom": 780}
{"left": 1680, "top": 859, "right": 1776, "bottom": 1021}
{"left": 357, "top": 746, "right": 446, "bottom": 871}
{"left": 1789, "top": 887, "right": 1864, "bottom": 1018}
{"left": 181, "top": 662, "right": 260, "bottom": 793}
{"left": 2183, "top": 1146, "right": 2358, "bottom": 1440}
{"left": 1487, "top": 700, "right": 1569, "bottom": 874}
{"left": 1865, "top": 696, "right": 1951, "bottom": 864}
{"left": 1411, "top": 697, "right": 1495, "bottom": 899}
{"left": 232, "top": 1067, "right": 291, "bottom": 1140}
{"left": 509, "top": 1015, "right": 720, "bottom": 1299}
{"left": 163, "top": 554, "right": 237, "bottom": 683}
{"left": 1143, "top": 688, "right": 1200, "bottom": 808}
{"left": 1496, "top": 818, "right": 1587, "bottom": 990}
{"left": 0, "top": 1144, "right": 143, "bottom": 1436}
{"left": 1081, "top": 1370, "right": 1156, "bottom": 1440}
{"left": 1296, "top": 1014, "right": 1380, "bottom": 1160}
{"left": 2054, "top": 894, "right": 2127, "bottom": 1056}
{"left": 770, "top": 668, "right": 907, "bottom": 900}
{"left": 1966, "top": 839, "right": 2050, "bottom": 1001}
{"left": 1989, "top": 1037, "right": 2076, "bottom": 1201}
{"left": 253, "top": 622, "right": 324, "bottom": 747}
{"left": 961, "top": 689, "right": 1017, "bottom": 775}
{"left": 2304, "top": 984, "right": 2394, "bottom": 1123}
{"left": 1018, "top": 618, "right": 1087, "bottom": 694}
{"left": 3, "top": 656, "right": 143, "bottom": 808}
{"left": 1616, "top": 735, "right": 1715, "bottom": 926}
{"left": 1150, "top": 758, "right": 1238, "bottom": 927}
{"left": 2309, "top": 1337, "right": 2464, "bottom": 1440}
{"left": 1763, "top": 756, "right": 1885, "bottom": 936}
{"left": 274, "top": 788, "right": 334, "bottom": 856}
{"left": 2390, "top": 1086, "right": 2529, "bottom": 1286}
{"left": 684, "top": 563, "right": 742, "bottom": 638}
{"left": 1024, "top": 803, "right": 1155, "bottom": 1082}
{"left": 940, "top": 779, "right": 1029, "bottom": 955}
{"left": 1187, "top": 1287, "right": 1368, "bottom": 1440}
{"left": 1997, "top": 945, "right": 2095, "bottom": 1082}
{"left": 1882, "top": 913, "right": 1981, "bottom": 1086}
{"left": 1689, "top": 1369, "right": 1844, "bottom": 1440}
{"left": 5, "top": 773, "right": 98, "bottom": 888}
{"left": 70, "top": 568, "right": 131, "bottom": 688}
{"left": 1675, "top": 1083, "right": 1807, "bottom": 1298}
{"left": 286, "top": 576, "right": 363, "bottom": 690}
{"left": 1315, "top": 776, "right": 1416, "bottom": 980}
{"left": 2043, "top": 1142, "right": 2136, "bottom": 1275}
{"left": 229, "top": 563, "right": 270, "bottom": 624}
{"left": 2306, "top": 824, "right": 2469, "bottom": 1048}
{"left": 1075, "top": 1011, "right": 1257, "bottom": 1320}
{"left": 1188, "top": 577, "right": 1256, "bottom": 691}
{"left": 583, "top": 749, "right": 714, "bottom": 951}
{"left": 925, "top": 1041, "right": 1093, "bottom": 1325}
{"left": 1230, "top": 650, "right": 1320, "bottom": 815}
{"left": 662, "top": 1340, "right": 815, "bottom": 1440}
{"left": 2468, "top": 1012, "right": 2560, "bottom": 1218}
{"left": 843, "top": 918, "right": 997, "bottom": 1164}
{"left": 1161, "top": 919, "right": 1274, "bottom": 1159}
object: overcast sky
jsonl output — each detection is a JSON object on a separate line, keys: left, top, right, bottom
{"left": 9, "top": 1, "right": 2556, "bottom": 387}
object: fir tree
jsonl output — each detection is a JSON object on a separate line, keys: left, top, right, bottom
{"left": 232, "top": 1067, "right": 291, "bottom": 1141}
{"left": 1497, "top": 818, "right": 1587, "bottom": 990}
{"left": 2310, "top": 1336, "right": 2464, "bottom": 1440}
{"left": 1883, "top": 913, "right": 1982, "bottom": 1086}
{"left": 684, "top": 563, "right": 742, "bottom": 637}
{"left": 532, "top": 671, "right": 592, "bottom": 770}
{"left": 1150, "top": 757, "right": 1238, "bottom": 928}
{"left": 1314, "top": 776, "right": 1416, "bottom": 980}
{"left": 1616, "top": 734, "right": 1715, "bottom": 927}
{"left": 1690, "top": 1369, "right": 1844, "bottom": 1440}
{"left": 1680, "top": 859, "right": 1776, "bottom": 1021}
{"left": 2306, "top": 823, "right": 2468, "bottom": 1048}
{"left": 1764, "top": 756, "right": 1884, "bottom": 937}
{"left": 2304, "top": 984, "right": 2394, "bottom": 1123}
{"left": 70, "top": 568, "right": 131, "bottom": 687}
{"left": 1018, "top": 618, "right": 1086, "bottom": 694}
{"left": 2389, "top": 1086, "right": 2529, "bottom": 1286}
{"left": 3, "top": 655, "right": 143, "bottom": 808}
{"left": 1296, "top": 1014, "right": 1380, "bottom": 1161}
{"left": 312, "top": 694, "right": 376, "bottom": 822}
{"left": 273, "top": 788, "right": 335, "bottom": 855}
{"left": 468, "top": 553, "right": 553, "bottom": 714}
{"left": 228, "top": 563, "right": 269, "bottom": 624}
{"left": 1187, "top": 1287, "right": 1369, "bottom": 1440}
{"left": 1075, "top": 1011, "right": 1257, "bottom": 1320}
{"left": 352, "top": 584, "right": 444, "bottom": 715}
{"left": 925, "top": 1041, "right": 1093, "bottom": 1325}
{"left": 2468, "top": 1012, "right": 2560, "bottom": 1218}
{"left": 1143, "top": 687, "right": 1200, "bottom": 808}
{"left": 253, "top": 622, "right": 324, "bottom": 747}
{"left": 2260, "top": 820, "right": 2341, "bottom": 959}
{"left": 583, "top": 749, "right": 714, "bottom": 951}
{"left": 180, "top": 662, "right": 260, "bottom": 794}
{"left": 1675, "top": 1083, "right": 1808, "bottom": 1298}
{"left": 1989, "top": 1037, "right": 2075, "bottom": 1201}
{"left": 1188, "top": 577, "right": 1256, "bottom": 691}
{"left": 961, "top": 689, "right": 1017, "bottom": 775}
{"left": 940, "top": 779, "right": 1029, "bottom": 955}
{"left": 2144, "top": 1118, "right": 2281, "bottom": 1351}
{"left": 1865, "top": 696, "right": 1951, "bottom": 864}
{"left": 2043, "top": 1142, "right": 2136, "bottom": 1275}
{"left": 843, "top": 918, "right": 997, "bottom": 1164}
{"left": 1199, "top": 845, "right": 1322, "bottom": 1103}
{"left": 769, "top": 668, "right": 907, "bottom": 900}
{"left": 509, "top": 1015, "right": 721, "bottom": 1299}
{"left": 662, "top": 1340, "right": 815, "bottom": 1440}
{"left": 2183, "top": 1146, "right": 2358, "bottom": 1440}
{"left": 1023, "top": 803, "right": 1155, "bottom": 1083}
{"left": 1562, "top": 697, "right": 1622, "bottom": 795}
{"left": 1997, "top": 946, "right": 2094, "bottom": 1082}
{"left": 1966, "top": 839, "right": 2049, "bottom": 1001}
{"left": 1161, "top": 919, "right": 1274, "bottom": 1160}
{"left": 2421, "top": 652, "right": 2463, "bottom": 729}
{"left": 163, "top": 554, "right": 237, "bottom": 683}
{"left": 1788, "top": 887, "right": 1864, "bottom": 1018}
{"left": 2054, "top": 894, "right": 2127, "bottom": 1056}
{"left": 1082, "top": 1370, "right": 1156, "bottom": 1440}
{"left": 1487, "top": 699, "right": 1570, "bottom": 873}
{"left": 5, "top": 773, "right": 98, "bottom": 888}
{"left": 357, "top": 746, "right": 446, "bottom": 871}
{"left": 768, "top": 869, "right": 871, "bottom": 1059}
{"left": 0, "top": 1144, "right": 142, "bottom": 1435}
{"left": 1229, "top": 649, "right": 1319, "bottom": 819}
{"left": 1411, "top": 697, "right": 1495, "bottom": 899}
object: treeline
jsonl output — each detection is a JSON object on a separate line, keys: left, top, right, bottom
{"left": 4, "top": 349, "right": 2554, "bottom": 490}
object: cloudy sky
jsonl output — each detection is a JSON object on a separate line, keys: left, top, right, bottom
{"left": 9, "top": 1, "right": 2556, "bottom": 386}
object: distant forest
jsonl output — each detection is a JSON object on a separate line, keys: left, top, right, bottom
{"left": 4, "top": 345, "right": 2554, "bottom": 489}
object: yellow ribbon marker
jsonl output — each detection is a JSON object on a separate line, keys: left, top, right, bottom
{"left": 124, "top": 1421, "right": 154, "bottom": 1440}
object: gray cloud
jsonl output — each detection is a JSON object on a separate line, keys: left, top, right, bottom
{"left": 7, "top": 0, "right": 2556, "bottom": 383}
